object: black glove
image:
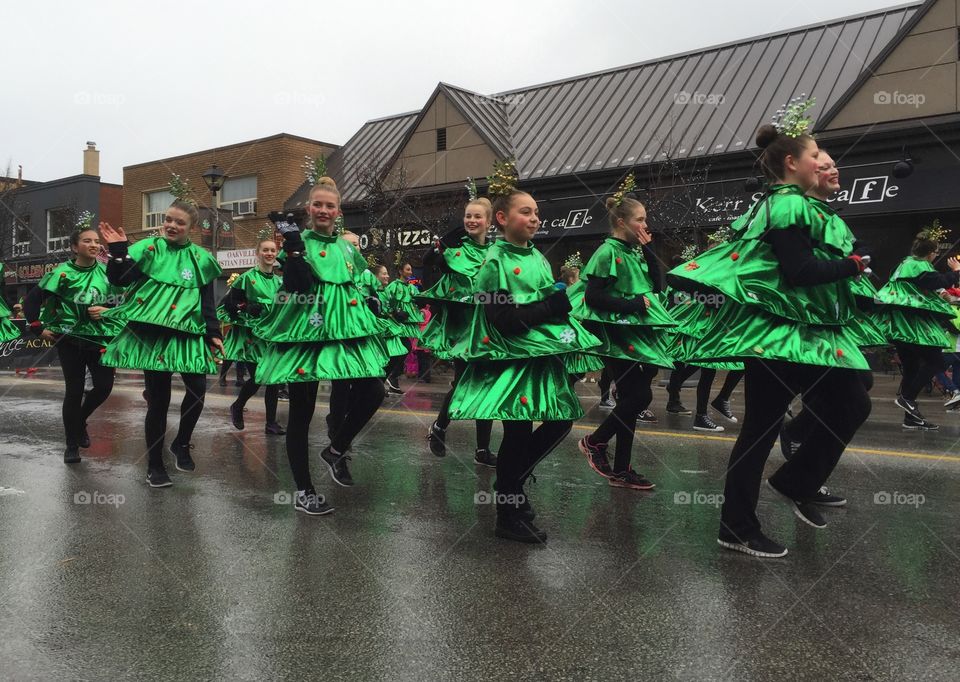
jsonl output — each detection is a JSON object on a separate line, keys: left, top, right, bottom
{"left": 628, "top": 296, "right": 649, "bottom": 314}
{"left": 245, "top": 303, "right": 263, "bottom": 318}
{"left": 279, "top": 223, "right": 304, "bottom": 253}
{"left": 438, "top": 228, "right": 463, "bottom": 249}
{"left": 365, "top": 296, "right": 382, "bottom": 316}
{"left": 544, "top": 290, "right": 572, "bottom": 317}
{"left": 393, "top": 310, "right": 410, "bottom": 323}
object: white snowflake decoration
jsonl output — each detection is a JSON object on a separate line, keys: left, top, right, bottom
{"left": 181, "top": 269, "right": 194, "bottom": 281}
{"left": 308, "top": 312, "right": 323, "bottom": 327}
{"left": 559, "top": 328, "right": 576, "bottom": 344}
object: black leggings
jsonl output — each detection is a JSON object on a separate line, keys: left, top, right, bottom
{"left": 143, "top": 371, "right": 207, "bottom": 467}
{"left": 599, "top": 367, "right": 612, "bottom": 402}
{"left": 668, "top": 363, "right": 717, "bottom": 416}
{"left": 785, "top": 370, "right": 874, "bottom": 441}
{"left": 715, "top": 370, "right": 743, "bottom": 402}
{"left": 386, "top": 339, "right": 413, "bottom": 383}
{"left": 895, "top": 342, "right": 945, "bottom": 401}
{"left": 719, "top": 359, "right": 871, "bottom": 541}
{"left": 589, "top": 358, "right": 659, "bottom": 472}
{"left": 435, "top": 359, "right": 493, "bottom": 450}
{"left": 287, "top": 378, "right": 385, "bottom": 491}
{"left": 234, "top": 361, "right": 279, "bottom": 423}
{"left": 56, "top": 339, "right": 115, "bottom": 448}
{"left": 497, "top": 419, "right": 572, "bottom": 500}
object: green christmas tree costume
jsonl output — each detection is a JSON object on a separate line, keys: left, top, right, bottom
{"left": 383, "top": 278, "right": 425, "bottom": 338}
{"left": 573, "top": 237, "right": 677, "bottom": 368}
{"left": 563, "top": 278, "right": 606, "bottom": 373}
{"left": 217, "top": 268, "right": 281, "bottom": 363}
{"left": 661, "top": 287, "right": 742, "bottom": 371}
{"left": 448, "top": 240, "right": 600, "bottom": 421}
{"left": 101, "top": 237, "right": 222, "bottom": 374}
{"left": 36, "top": 261, "right": 126, "bottom": 346}
{"left": 416, "top": 236, "right": 490, "bottom": 360}
{"left": 875, "top": 256, "right": 955, "bottom": 348}
{"left": 0, "top": 264, "right": 23, "bottom": 342}
{"left": 254, "top": 230, "right": 389, "bottom": 384}
{"left": 666, "top": 184, "right": 869, "bottom": 369}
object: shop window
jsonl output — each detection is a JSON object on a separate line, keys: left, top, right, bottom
{"left": 144, "top": 189, "right": 175, "bottom": 229}
{"left": 13, "top": 215, "right": 31, "bottom": 256}
{"left": 46, "top": 208, "right": 73, "bottom": 252}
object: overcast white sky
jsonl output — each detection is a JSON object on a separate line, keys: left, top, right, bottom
{"left": 4, "top": 0, "right": 906, "bottom": 184}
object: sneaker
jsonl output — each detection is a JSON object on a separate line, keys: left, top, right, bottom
{"left": 427, "top": 421, "right": 446, "bottom": 457}
{"left": 710, "top": 398, "right": 738, "bottom": 423}
{"left": 598, "top": 397, "right": 616, "bottom": 410}
{"left": 320, "top": 446, "right": 354, "bottom": 487}
{"left": 717, "top": 532, "right": 788, "bottom": 558}
{"left": 607, "top": 468, "right": 655, "bottom": 490}
{"left": 766, "top": 480, "right": 827, "bottom": 529}
{"left": 693, "top": 414, "right": 724, "bottom": 432}
{"left": 146, "top": 465, "right": 173, "bottom": 488}
{"left": 277, "top": 389, "right": 289, "bottom": 402}
{"left": 63, "top": 447, "right": 81, "bottom": 464}
{"left": 171, "top": 442, "right": 196, "bottom": 472}
{"left": 385, "top": 379, "right": 404, "bottom": 395}
{"left": 218, "top": 376, "right": 228, "bottom": 387}
{"left": 811, "top": 486, "right": 846, "bottom": 507}
{"left": 666, "top": 400, "right": 692, "bottom": 415}
{"left": 265, "top": 421, "right": 286, "bottom": 436}
{"left": 945, "top": 390, "right": 960, "bottom": 410}
{"left": 578, "top": 436, "right": 612, "bottom": 478}
{"left": 295, "top": 490, "right": 334, "bottom": 516}
{"left": 495, "top": 513, "right": 547, "bottom": 544}
{"left": 78, "top": 423, "right": 91, "bottom": 449}
{"left": 894, "top": 396, "right": 923, "bottom": 420}
{"left": 474, "top": 448, "right": 497, "bottom": 468}
{"left": 903, "top": 415, "right": 939, "bottom": 431}
{"left": 637, "top": 409, "right": 658, "bottom": 424}
{"left": 230, "top": 402, "right": 245, "bottom": 430}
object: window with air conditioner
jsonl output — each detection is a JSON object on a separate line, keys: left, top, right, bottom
{"left": 219, "top": 176, "right": 257, "bottom": 216}
{"left": 144, "top": 189, "right": 175, "bottom": 229}
{"left": 46, "top": 208, "right": 74, "bottom": 252}
{"left": 13, "top": 215, "right": 31, "bottom": 256}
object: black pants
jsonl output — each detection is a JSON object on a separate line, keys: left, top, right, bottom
{"left": 895, "top": 342, "right": 945, "bottom": 401}
{"left": 589, "top": 358, "right": 659, "bottom": 472}
{"left": 234, "top": 361, "right": 279, "bottom": 423}
{"left": 599, "top": 367, "right": 612, "bottom": 402}
{"left": 287, "top": 378, "right": 385, "bottom": 492}
{"left": 143, "top": 371, "right": 207, "bottom": 468}
{"left": 56, "top": 339, "right": 115, "bottom": 449}
{"left": 434, "top": 359, "right": 493, "bottom": 451}
{"left": 668, "top": 363, "right": 717, "bottom": 416}
{"left": 386, "top": 339, "right": 413, "bottom": 384}
{"left": 785, "top": 370, "right": 874, "bottom": 442}
{"left": 719, "top": 359, "right": 871, "bottom": 541}
{"left": 715, "top": 370, "right": 743, "bottom": 402}
{"left": 496, "top": 419, "right": 571, "bottom": 503}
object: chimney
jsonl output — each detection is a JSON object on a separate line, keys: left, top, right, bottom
{"left": 83, "top": 141, "right": 100, "bottom": 176}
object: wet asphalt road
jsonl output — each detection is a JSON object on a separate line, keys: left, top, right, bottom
{"left": 0, "top": 368, "right": 958, "bottom": 681}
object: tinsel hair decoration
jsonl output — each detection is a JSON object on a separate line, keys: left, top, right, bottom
{"left": 334, "top": 216, "right": 345, "bottom": 235}
{"left": 465, "top": 177, "right": 478, "bottom": 201}
{"left": 563, "top": 251, "right": 583, "bottom": 269}
{"left": 918, "top": 219, "right": 949, "bottom": 243}
{"left": 257, "top": 225, "right": 275, "bottom": 241}
{"left": 225, "top": 272, "right": 240, "bottom": 287}
{"left": 302, "top": 155, "right": 327, "bottom": 186}
{"left": 611, "top": 173, "right": 637, "bottom": 207}
{"left": 168, "top": 173, "right": 194, "bottom": 203}
{"left": 707, "top": 224, "right": 732, "bottom": 245}
{"left": 75, "top": 210, "right": 95, "bottom": 231}
{"left": 486, "top": 159, "right": 518, "bottom": 198}
{"left": 771, "top": 94, "right": 816, "bottom": 138}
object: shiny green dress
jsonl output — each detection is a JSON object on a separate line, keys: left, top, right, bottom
{"left": 448, "top": 240, "right": 601, "bottom": 421}
{"left": 383, "top": 278, "right": 425, "bottom": 338}
{"left": 564, "top": 279, "right": 606, "bottom": 373}
{"left": 875, "top": 256, "right": 955, "bottom": 348}
{"left": 416, "top": 236, "right": 490, "bottom": 360}
{"left": 0, "top": 265, "right": 23, "bottom": 342}
{"left": 102, "top": 238, "right": 222, "bottom": 374}
{"left": 254, "top": 230, "right": 389, "bottom": 383}
{"left": 661, "top": 287, "right": 742, "bottom": 371}
{"left": 666, "top": 184, "right": 869, "bottom": 369}
{"left": 357, "top": 267, "right": 407, "bottom": 358}
{"left": 217, "top": 268, "right": 281, "bottom": 363}
{"left": 37, "top": 260, "right": 125, "bottom": 346}
{"left": 574, "top": 237, "right": 677, "bottom": 368}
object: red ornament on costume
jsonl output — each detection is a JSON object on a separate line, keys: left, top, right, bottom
{"left": 519, "top": 396, "right": 528, "bottom": 405}
{"left": 350, "top": 298, "right": 358, "bottom": 306}
{"left": 148, "top": 245, "right": 155, "bottom": 251}
{"left": 731, "top": 253, "right": 739, "bottom": 261}
{"left": 297, "top": 368, "right": 305, "bottom": 375}
{"left": 320, "top": 251, "right": 326, "bottom": 257}
{"left": 513, "top": 267, "right": 521, "bottom": 275}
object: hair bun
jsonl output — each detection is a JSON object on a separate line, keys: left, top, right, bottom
{"left": 755, "top": 124, "right": 779, "bottom": 149}
{"left": 604, "top": 196, "right": 618, "bottom": 211}
{"left": 316, "top": 176, "right": 338, "bottom": 189}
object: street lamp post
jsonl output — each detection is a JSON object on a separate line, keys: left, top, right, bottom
{"left": 201, "top": 164, "right": 227, "bottom": 259}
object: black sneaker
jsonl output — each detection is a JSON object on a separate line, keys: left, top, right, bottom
{"left": 320, "top": 446, "right": 354, "bottom": 487}
{"left": 265, "top": 421, "right": 286, "bottom": 436}
{"left": 945, "top": 390, "right": 960, "bottom": 410}
{"left": 295, "top": 490, "right": 334, "bottom": 516}
{"left": 598, "top": 397, "right": 616, "bottom": 409}
{"left": 766, "top": 480, "right": 827, "bottom": 529}
{"left": 710, "top": 398, "right": 738, "bottom": 423}
{"left": 903, "top": 414, "right": 939, "bottom": 431}
{"left": 230, "top": 402, "right": 245, "bottom": 430}
{"left": 78, "top": 423, "right": 91, "bottom": 448}
{"left": 578, "top": 436, "right": 612, "bottom": 478}
{"left": 637, "top": 409, "right": 658, "bottom": 424}
{"left": 63, "top": 447, "right": 81, "bottom": 464}
{"left": 717, "top": 532, "right": 788, "bottom": 558}
{"left": 693, "top": 414, "right": 724, "bottom": 432}
{"left": 427, "top": 421, "right": 446, "bottom": 457}
{"left": 811, "top": 486, "right": 846, "bottom": 507}
{"left": 171, "top": 442, "right": 196, "bottom": 472}
{"left": 666, "top": 400, "right": 692, "bottom": 415}
{"left": 146, "top": 465, "right": 173, "bottom": 488}
{"left": 894, "top": 396, "right": 923, "bottom": 420}
{"left": 474, "top": 448, "right": 497, "bottom": 468}
{"left": 495, "top": 513, "right": 547, "bottom": 544}
{"left": 607, "top": 468, "right": 655, "bottom": 490}
{"left": 277, "top": 389, "right": 289, "bottom": 402}
{"left": 385, "top": 379, "right": 404, "bottom": 395}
